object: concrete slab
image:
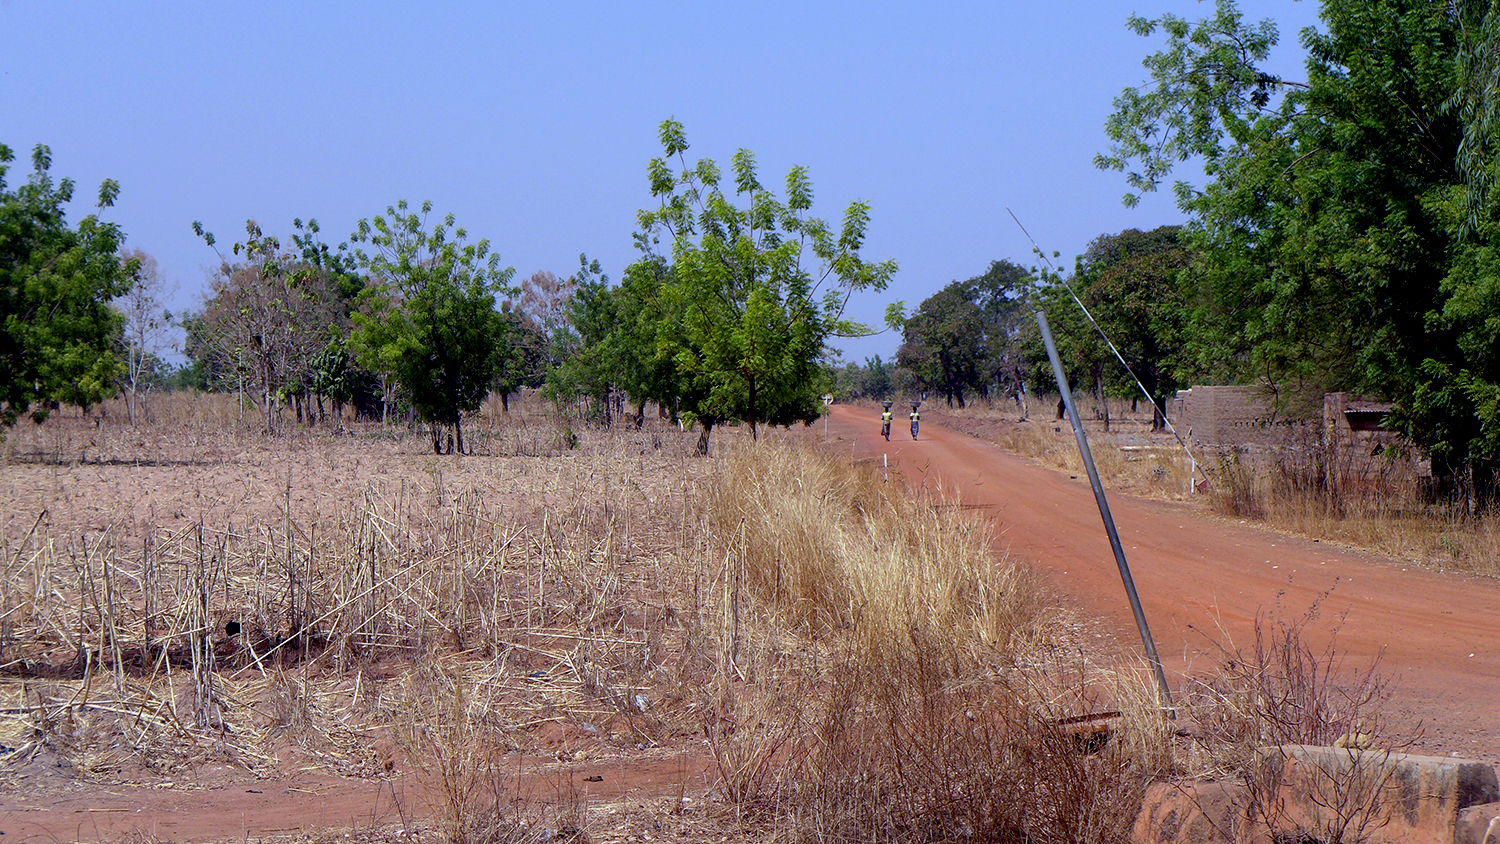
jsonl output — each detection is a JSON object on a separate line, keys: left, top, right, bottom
{"left": 1132, "top": 780, "right": 1246, "bottom": 843}
{"left": 1458, "top": 802, "right": 1500, "bottom": 844}
{"left": 1258, "top": 745, "right": 1499, "bottom": 844}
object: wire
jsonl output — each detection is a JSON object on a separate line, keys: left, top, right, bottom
{"left": 1007, "top": 208, "right": 1206, "bottom": 483}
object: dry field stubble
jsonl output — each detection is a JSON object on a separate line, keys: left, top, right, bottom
{"left": 3, "top": 395, "right": 717, "bottom": 840}
{"left": 0, "top": 394, "right": 1374, "bottom": 843}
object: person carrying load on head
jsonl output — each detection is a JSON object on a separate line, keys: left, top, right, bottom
{"left": 880, "top": 401, "right": 893, "bottom": 441}
{"left": 909, "top": 403, "right": 921, "bottom": 440}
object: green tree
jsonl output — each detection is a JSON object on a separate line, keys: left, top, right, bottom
{"left": 0, "top": 144, "right": 133, "bottom": 428}
{"left": 897, "top": 285, "right": 985, "bottom": 407}
{"left": 1026, "top": 269, "right": 1116, "bottom": 422}
{"left": 542, "top": 255, "right": 616, "bottom": 421}
{"left": 958, "top": 259, "right": 1036, "bottom": 411}
{"left": 1100, "top": 0, "right": 1500, "bottom": 487}
{"left": 637, "top": 119, "right": 897, "bottom": 453}
{"left": 610, "top": 254, "right": 692, "bottom": 425}
{"left": 493, "top": 304, "right": 547, "bottom": 412}
{"left": 349, "top": 200, "right": 516, "bottom": 454}
{"left": 1072, "top": 227, "right": 1191, "bottom": 428}
{"left": 190, "top": 220, "right": 345, "bottom": 430}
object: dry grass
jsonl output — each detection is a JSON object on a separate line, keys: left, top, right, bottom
{"left": 1205, "top": 443, "right": 1500, "bottom": 576}
{"left": 690, "top": 434, "right": 1178, "bottom": 843}
{"left": 0, "top": 394, "right": 1369, "bottom": 844}
{"left": 929, "top": 400, "right": 1197, "bottom": 501}
{"left": 0, "top": 401, "right": 708, "bottom": 837}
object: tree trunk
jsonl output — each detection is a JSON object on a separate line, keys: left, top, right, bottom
{"left": 455, "top": 419, "right": 465, "bottom": 455}
{"left": 500, "top": 391, "right": 510, "bottom": 413}
{"left": 748, "top": 379, "right": 758, "bottom": 441}
{"left": 696, "top": 420, "right": 713, "bottom": 456}
{"left": 431, "top": 425, "right": 443, "bottom": 454}
{"left": 1096, "top": 373, "right": 1110, "bottom": 433}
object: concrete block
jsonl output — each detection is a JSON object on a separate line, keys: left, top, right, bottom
{"left": 1132, "top": 780, "right": 1247, "bottom": 844}
{"left": 1259, "top": 745, "right": 1499, "bottom": 844}
{"left": 1458, "top": 802, "right": 1500, "bottom": 844}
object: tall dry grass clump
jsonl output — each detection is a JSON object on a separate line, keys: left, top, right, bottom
{"left": 1204, "top": 439, "right": 1500, "bottom": 574}
{"left": 692, "top": 436, "right": 1175, "bottom": 843}
{"left": 701, "top": 439, "right": 1044, "bottom": 652}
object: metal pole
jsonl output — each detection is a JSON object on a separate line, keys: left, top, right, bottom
{"left": 1035, "top": 309, "right": 1175, "bottom": 714}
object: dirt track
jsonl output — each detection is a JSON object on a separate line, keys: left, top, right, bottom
{"left": 827, "top": 404, "right": 1500, "bottom": 763}
{"left": 0, "top": 755, "right": 712, "bottom": 842}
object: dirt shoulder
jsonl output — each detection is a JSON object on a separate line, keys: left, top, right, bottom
{"left": 827, "top": 403, "right": 1500, "bottom": 764}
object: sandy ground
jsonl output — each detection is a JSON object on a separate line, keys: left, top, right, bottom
{"left": 826, "top": 403, "right": 1500, "bottom": 764}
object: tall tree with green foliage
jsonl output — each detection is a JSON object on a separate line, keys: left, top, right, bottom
{"left": 542, "top": 255, "right": 616, "bottom": 421}
{"left": 0, "top": 144, "right": 133, "bottom": 428}
{"left": 350, "top": 200, "right": 516, "bottom": 454}
{"left": 1071, "top": 227, "right": 1190, "bottom": 428}
{"left": 958, "top": 259, "right": 1036, "bottom": 410}
{"left": 636, "top": 119, "right": 897, "bottom": 453}
{"left": 897, "top": 285, "right": 986, "bottom": 407}
{"left": 192, "top": 220, "right": 347, "bottom": 430}
{"left": 1099, "top": 0, "right": 1500, "bottom": 494}
{"left": 608, "top": 255, "right": 688, "bottom": 425}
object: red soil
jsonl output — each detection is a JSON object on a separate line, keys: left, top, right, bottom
{"left": 827, "top": 404, "right": 1500, "bottom": 764}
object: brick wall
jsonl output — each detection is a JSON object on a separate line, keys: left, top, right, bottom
{"left": 1170, "top": 386, "right": 1308, "bottom": 447}
{"left": 1170, "top": 386, "right": 1429, "bottom": 478}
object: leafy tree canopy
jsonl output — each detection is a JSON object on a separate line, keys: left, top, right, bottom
{"left": 349, "top": 200, "right": 516, "bottom": 454}
{"left": 0, "top": 143, "right": 133, "bottom": 427}
{"left": 636, "top": 119, "right": 897, "bottom": 451}
{"left": 1099, "top": 0, "right": 1500, "bottom": 486}
{"left": 897, "top": 285, "right": 986, "bottom": 408}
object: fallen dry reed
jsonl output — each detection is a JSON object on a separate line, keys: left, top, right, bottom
{"left": 0, "top": 409, "right": 708, "bottom": 800}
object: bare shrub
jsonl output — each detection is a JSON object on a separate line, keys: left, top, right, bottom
{"left": 1182, "top": 596, "right": 1414, "bottom": 843}
{"left": 396, "top": 662, "right": 546, "bottom": 844}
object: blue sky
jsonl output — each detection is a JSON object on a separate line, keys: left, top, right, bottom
{"left": 2, "top": 1, "right": 1322, "bottom": 364}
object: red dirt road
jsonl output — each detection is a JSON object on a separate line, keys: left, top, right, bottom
{"left": 0, "top": 755, "right": 711, "bottom": 843}
{"left": 827, "top": 404, "right": 1500, "bottom": 762}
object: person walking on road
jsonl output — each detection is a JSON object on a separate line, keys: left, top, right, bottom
{"left": 881, "top": 404, "right": 893, "bottom": 440}
{"left": 909, "top": 405, "right": 921, "bottom": 440}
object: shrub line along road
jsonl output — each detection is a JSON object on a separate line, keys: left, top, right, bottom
{"left": 825, "top": 404, "right": 1500, "bottom": 762}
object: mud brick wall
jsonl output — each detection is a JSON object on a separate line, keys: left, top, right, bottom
{"left": 1170, "top": 385, "right": 1307, "bottom": 447}
{"left": 1170, "top": 386, "right": 1430, "bottom": 478}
